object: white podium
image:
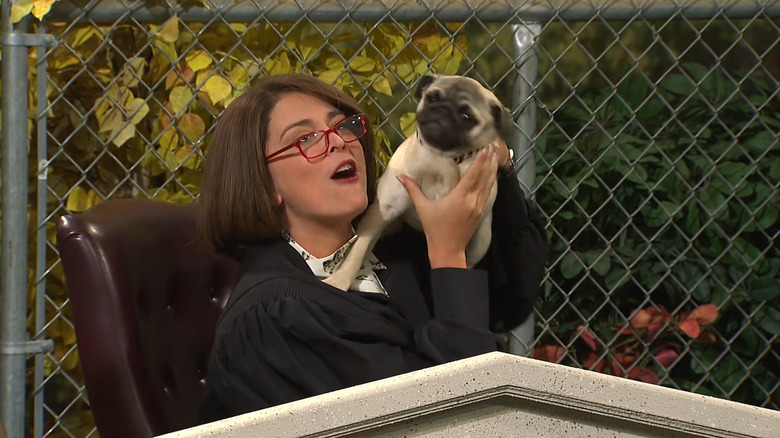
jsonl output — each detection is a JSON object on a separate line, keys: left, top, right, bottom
{"left": 159, "top": 352, "right": 779, "bottom": 437}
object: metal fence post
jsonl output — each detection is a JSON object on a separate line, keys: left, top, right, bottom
{"left": 0, "top": 8, "right": 33, "bottom": 438}
{"left": 1, "top": 8, "right": 54, "bottom": 437}
{"left": 507, "top": 22, "right": 541, "bottom": 357}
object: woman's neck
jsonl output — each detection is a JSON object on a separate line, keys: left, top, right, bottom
{"left": 284, "top": 220, "right": 354, "bottom": 258}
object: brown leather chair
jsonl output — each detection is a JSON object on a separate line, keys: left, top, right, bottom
{"left": 56, "top": 199, "right": 240, "bottom": 437}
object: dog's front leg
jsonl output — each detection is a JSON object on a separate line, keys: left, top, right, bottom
{"left": 322, "top": 201, "right": 392, "bottom": 291}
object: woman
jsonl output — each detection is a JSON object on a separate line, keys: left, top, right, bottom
{"left": 197, "top": 73, "right": 548, "bottom": 422}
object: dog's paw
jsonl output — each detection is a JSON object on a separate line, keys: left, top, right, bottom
{"left": 321, "top": 273, "right": 352, "bottom": 291}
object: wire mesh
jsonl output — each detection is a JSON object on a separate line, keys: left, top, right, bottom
{"left": 18, "top": 0, "right": 779, "bottom": 436}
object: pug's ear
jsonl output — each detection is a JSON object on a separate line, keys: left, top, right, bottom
{"left": 414, "top": 75, "right": 438, "bottom": 99}
{"left": 492, "top": 104, "right": 515, "bottom": 140}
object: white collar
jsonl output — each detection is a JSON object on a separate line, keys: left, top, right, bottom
{"left": 283, "top": 231, "right": 388, "bottom": 296}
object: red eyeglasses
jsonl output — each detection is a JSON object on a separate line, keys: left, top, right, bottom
{"left": 265, "top": 113, "right": 367, "bottom": 162}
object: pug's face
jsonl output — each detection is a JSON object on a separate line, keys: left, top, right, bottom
{"left": 414, "top": 75, "right": 512, "bottom": 153}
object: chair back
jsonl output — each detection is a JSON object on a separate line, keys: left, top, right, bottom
{"left": 57, "top": 199, "right": 239, "bottom": 437}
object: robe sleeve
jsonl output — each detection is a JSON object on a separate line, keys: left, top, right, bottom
{"left": 477, "top": 170, "right": 549, "bottom": 332}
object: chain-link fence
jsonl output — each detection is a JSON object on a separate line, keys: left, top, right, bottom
{"left": 1, "top": 0, "right": 777, "bottom": 436}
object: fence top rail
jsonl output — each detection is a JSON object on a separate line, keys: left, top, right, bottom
{"left": 44, "top": 0, "right": 780, "bottom": 24}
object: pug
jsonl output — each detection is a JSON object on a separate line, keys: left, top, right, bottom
{"left": 323, "top": 74, "right": 513, "bottom": 291}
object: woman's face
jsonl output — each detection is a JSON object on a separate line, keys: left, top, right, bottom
{"left": 265, "top": 92, "right": 368, "bottom": 233}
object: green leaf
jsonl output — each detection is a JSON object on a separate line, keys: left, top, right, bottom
{"left": 717, "top": 162, "right": 750, "bottom": 188}
{"left": 743, "top": 131, "right": 776, "bottom": 155}
{"left": 605, "top": 266, "right": 629, "bottom": 290}
{"left": 560, "top": 252, "right": 583, "bottom": 279}
{"left": 711, "top": 355, "right": 744, "bottom": 392}
{"left": 675, "top": 160, "right": 690, "bottom": 179}
{"left": 754, "top": 306, "right": 780, "bottom": 335}
{"left": 683, "top": 62, "right": 709, "bottom": 83}
{"left": 659, "top": 74, "right": 695, "bottom": 96}
{"left": 592, "top": 254, "right": 610, "bottom": 276}
{"left": 750, "top": 277, "right": 780, "bottom": 301}
{"left": 757, "top": 204, "right": 778, "bottom": 230}
{"left": 769, "top": 159, "right": 780, "bottom": 181}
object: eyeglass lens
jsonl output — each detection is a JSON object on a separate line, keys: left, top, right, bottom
{"left": 300, "top": 114, "right": 365, "bottom": 158}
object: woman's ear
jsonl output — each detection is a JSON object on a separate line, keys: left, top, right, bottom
{"left": 273, "top": 193, "right": 283, "bottom": 206}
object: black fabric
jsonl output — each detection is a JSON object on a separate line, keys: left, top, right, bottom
{"left": 199, "top": 173, "right": 548, "bottom": 423}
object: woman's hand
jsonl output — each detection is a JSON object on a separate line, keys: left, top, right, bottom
{"left": 397, "top": 147, "right": 499, "bottom": 269}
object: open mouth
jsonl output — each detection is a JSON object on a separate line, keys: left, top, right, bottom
{"left": 331, "top": 160, "right": 358, "bottom": 180}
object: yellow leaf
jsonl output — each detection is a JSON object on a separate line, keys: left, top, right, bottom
{"left": 154, "top": 40, "right": 178, "bottom": 65}
{"left": 94, "top": 67, "right": 113, "bottom": 83}
{"left": 300, "top": 34, "right": 324, "bottom": 61}
{"left": 400, "top": 112, "right": 417, "bottom": 138}
{"left": 349, "top": 56, "right": 375, "bottom": 73}
{"left": 325, "top": 57, "right": 346, "bottom": 70}
{"left": 185, "top": 50, "right": 213, "bottom": 73}
{"left": 11, "top": 0, "right": 33, "bottom": 24}
{"left": 66, "top": 187, "right": 88, "bottom": 212}
{"left": 94, "top": 98, "right": 111, "bottom": 124}
{"left": 228, "top": 66, "right": 249, "bottom": 89}
{"left": 437, "top": 56, "right": 462, "bottom": 76}
{"left": 125, "top": 98, "right": 149, "bottom": 125}
{"left": 175, "top": 145, "right": 201, "bottom": 170}
{"left": 120, "top": 57, "right": 147, "bottom": 88}
{"left": 202, "top": 75, "right": 232, "bottom": 104}
{"left": 169, "top": 86, "right": 193, "bottom": 115}
{"left": 414, "top": 59, "right": 428, "bottom": 76}
{"left": 112, "top": 124, "right": 136, "bottom": 147}
{"left": 318, "top": 70, "right": 341, "bottom": 84}
{"left": 52, "top": 55, "right": 80, "bottom": 70}
{"left": 62, "top": 350, "right": 80, "bottom": 371}
{"left": 158, "top": 15, "right": 180, "bottom": 43}
{"left": 393, "top": 62, "right": 415, "bottom": 83}
{"left": 178, "top": 113, "right": 205, "bottom": 142}
{"left": 153, "top": 187, "right": 171, "bottom": 201}
{"left": 426, "top": 35, "right": 446, "bottom": 55}
{"left": 32, "top": 0, "right": 56, "bottom": 20}
{"left": 371, "top": 75, "right": 393, "bottom": 96}
{"left": 98, "top": 108, "right": 123, "bottom": 134}
{"left": 165, "top": 70, "right": 183, "bottom": 90}
{"left": 265, "top": 53, "right": 292, "bottom": 76}
{"left": 62, "top": 324, "right": 77, "bottom": 345}
{"left": 70, "top": 27, "right": 99, "bottom": 49}
{"left": 86, "top": 189, "right": 103, "bottom": 211}
{"left": 159, "top": 128, "right": 179, "bottom": 151}
{"left": 163, "top": 147, "right": 179, "bottom": 170}
{"left": 388, "top": 33, "right": 406, "bottom": 53}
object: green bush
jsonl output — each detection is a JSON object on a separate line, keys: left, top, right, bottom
{"left": 534, "top": 62, "right": 779, "bottom": 407}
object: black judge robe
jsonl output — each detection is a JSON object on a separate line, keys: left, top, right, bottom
{"left": 199, "top": 171, "right": 548, "bottom": 423}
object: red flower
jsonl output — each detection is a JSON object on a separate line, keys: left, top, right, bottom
{"left": 628, "top": 366, "right": 660, "bottom": 384}
{"left": 534, "top": 345, "right": 565, "bottom": 363}
{"left": 689, "top": 304, "right": 718, "bottom": 325}
{"left": 582, "top": 351, "right": 606, "bottom": 372}
{"left": 677, "top": 318, "right": 701, "bottom": 338}
{"left": 574, "top": 325, "right": 599, "bottom": 351}
{"left": 653, "top": 348, "right": 679, "bottom": 367}
{"left": 631, "top": 309, "right": 652, "bottom": 329}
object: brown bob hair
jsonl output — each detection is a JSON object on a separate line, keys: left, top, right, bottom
{"left": 198, "top": 73, "right": 377, "bottom": 257}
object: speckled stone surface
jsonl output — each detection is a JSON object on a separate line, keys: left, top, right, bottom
{"left": 158, "top": 352, "right": 780, "bottom": 437}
